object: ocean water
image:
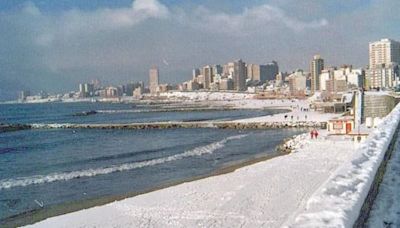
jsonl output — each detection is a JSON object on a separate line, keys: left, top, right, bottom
{"left": 0, "top": 102, "right": 301, "bottom": 222}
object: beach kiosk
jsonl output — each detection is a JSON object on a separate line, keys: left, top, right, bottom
{"left": 327, "top": 116, "right": 355, "bottom": 135}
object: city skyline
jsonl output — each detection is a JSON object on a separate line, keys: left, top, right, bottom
{"left": 1, "top": 0, "right": 400, "bottom": 100}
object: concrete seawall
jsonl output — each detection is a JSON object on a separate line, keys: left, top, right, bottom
{"left": 354, "top": 122, "right": 400, "bottom": 227}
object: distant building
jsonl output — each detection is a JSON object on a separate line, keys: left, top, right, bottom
{"left": 149, "top": 66, "right": 159, "bottom": 95}
{"left": 192, "top": 68, "right": 200, "bottom": 80}
{"left": 133, "top": 87, "right": 143, "bottom": 98}
{"left": 347, "top": 69, "right": 365, "bottom": 88}
{"left": 233, "top": 59, "right": 247, "bottom": 91}
{"left": 367, "top": 38, "right": 400, "bottom": 89}
{"left": 310, "top": 55, "right": 324, "bottom": 93}
{"left": 202, "top": 65, "right": 213, "bottom": 89}
{"left": 319, "top": 69, "right": 334, "bottom": 91}
{"left": 104, "top": 86, "right": 121, "bottom": 98}
{"left": 213, "top": 65, "right": 223, "bottom": 75}
{"left": 79, "top": 83, "right": 94, "bottom": 97}
{"left": 219, "top": 78, "right": 234, "bottom": 90}
{"left": 187, "top": 80, "right": 200, "bottom": 91}
{"left": 369, "top": 38, "right": 400, "bottom": 69}
{"left": 288, "top": 70, "right": 307, "bottom": 96}
{"left": 19, "top": 90, "right": 30, "bottom": 101}
{"left": 246, "top": 64, "right": 259, "bottom": 81}
{"left": 264, "top": 61, "right": 279, "bottom": 81}
{"left": 367, "top": 63, "right": 399, "bottom": 89}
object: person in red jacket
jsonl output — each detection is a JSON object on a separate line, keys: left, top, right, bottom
{"left": 314, "top": 129, "right": 319, "bottom": 139}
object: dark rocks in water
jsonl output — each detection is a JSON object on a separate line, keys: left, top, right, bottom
{"left": 73, "top": 110, "right": 97, "bottom": 116}
{"left": 0, "top": 123, "right": 31, "bottom": 133}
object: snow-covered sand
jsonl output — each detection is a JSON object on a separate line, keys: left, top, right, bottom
{"left": 161, "top": 91, "right": 341, "bottom": 123}
{"left": 287, "top": 102, "right": 400, "bottom": 227}
{"left": 27, "top": 132, "right": 355, "bottom": 228}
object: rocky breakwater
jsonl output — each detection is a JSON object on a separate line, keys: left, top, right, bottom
{"left": 28, "top": 121, "right": 327, "bottom": 130}
{"left": 0, "top": 123, "right": 32, "bottom": 133}
{"left": 214, "top": 121, "right": 326, "bottom": 129}
{"left": 276, "top": 133, "right": 310, "bottom": 154}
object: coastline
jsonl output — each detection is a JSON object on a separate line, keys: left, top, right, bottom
{"left": 24, "top": 130, "right": 354, "bottom": 228}
{"left": 2, "top": 144, "right": 294, "bottom": 227}
{"left": 0, "top": 94, "right": 345, "bottom": 227}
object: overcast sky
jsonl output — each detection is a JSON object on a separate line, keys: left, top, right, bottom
{"left": 0, "top": 0, "right": 399, "bottom": 100}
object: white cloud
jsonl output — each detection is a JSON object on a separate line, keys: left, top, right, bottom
{"left": 178, "top": 4, "right": 328, "bottom": 35}
{"left": 28, "top": 0, "right": 170, "bottom": 46}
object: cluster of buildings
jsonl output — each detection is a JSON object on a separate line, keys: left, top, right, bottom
{"left": 18, "top": 38, "right": 400, "bottom": 105}
{"left": 180, "top": 60, "right": 279, "bottom": 92}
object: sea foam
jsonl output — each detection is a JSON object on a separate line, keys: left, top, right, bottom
{"left": 0, "top": 134, "right": 247, "bottom": 190}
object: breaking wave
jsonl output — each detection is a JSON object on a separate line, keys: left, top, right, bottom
{"left": 0, "top": 134, "right": 247, "bottom": 190}
{"left": 30, "top": 123, "right": 73, "bottom": 129}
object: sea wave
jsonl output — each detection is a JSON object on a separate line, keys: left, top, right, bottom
{"left": 0, "top": 134, "right": 247, "bottom": 190}
{"left": 96, "top": 110, "right": 146, "bottom": 113}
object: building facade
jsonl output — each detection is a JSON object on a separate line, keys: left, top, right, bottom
{"left": 149, "top": 66, "right": 159, "bottom": 94}
{"left": 310, "top": 55, "right": 324, "bottom": 93}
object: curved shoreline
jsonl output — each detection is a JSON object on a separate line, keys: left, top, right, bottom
{"left": 1, "top": 144, "right": 297, "bottom": 227}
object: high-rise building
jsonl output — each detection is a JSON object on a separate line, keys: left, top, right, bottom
{"left": 310, "top": 55, "right": 324, "bottom": 93}
{"left": 367, "top": 63, "right": 399, "bottom": 89}
{"left": 233, "top": 59, "right": 247, "bottom": 91}
{"left": 213, "top": 65, "right": 223, "bottom": 75}
{"left": 192, "top": 68, "right": 200, "bottom": 80}
{"left": 368, "top": 39, "right": 400, "bottom": 89}
{"left": 202, "top": 65, "right": 213, "bottom": 89}
{"left": 369, "top": 38, "right": 400, "bottom": 69}
{"left": 264, "top": 61, "right": 279, "bottom": 81}
{"left": 79, "top": 83, "right": 94, "bottom": 97}
{"left": 149, "top": 66, "right": 159, "bottom": 94}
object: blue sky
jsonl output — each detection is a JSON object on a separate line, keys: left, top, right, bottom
{"left": 0, "top": 0, "right": 399, "bottom": 100}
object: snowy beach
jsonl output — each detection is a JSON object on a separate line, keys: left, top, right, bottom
{"left": 27, "top": 131, "right": 356, "bottom": 228}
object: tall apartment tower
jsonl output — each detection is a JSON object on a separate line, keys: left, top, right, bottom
{"left": 310, "top": 55, "right": 324, "bottom": 93}
{"left": 149, "top": 66, "right": 159, "bottom": 94}
{"left": 233, "top": 59, "right": 247, "bottom": 91}
{"left": 368, "top": 38, "right": 400, "bottom": 89}
{"left": 369, "top": 38, "right": 400, "bottom": 68}
{"left": 202, "top": 65, "right": 213, "bottom": 89}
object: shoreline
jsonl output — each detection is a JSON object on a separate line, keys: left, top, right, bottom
{"left": 2, "top": 144, "right": 295, "bottom": 227}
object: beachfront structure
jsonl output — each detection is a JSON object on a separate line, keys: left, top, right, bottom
{"left": 363, "top": 91, "right": 400, "bottom": 122}
{"left": 310, "top": 55, "right": 324, "bottom": 93}
{"left": 149, "top": 66, "right": 159, "bottom": 95}
{"left": 327, "top": 116, "right": 355, "bottom": 135}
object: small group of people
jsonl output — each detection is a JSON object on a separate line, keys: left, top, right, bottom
{"left": 310, "top": 129, "right": 319, "bottom": 139}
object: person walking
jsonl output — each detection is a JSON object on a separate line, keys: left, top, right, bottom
{"left": 314, "top": 130, "right": 319, "bottom": 139}
{"left": 310, "top": 130, "right": 314, "bottom": 139}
